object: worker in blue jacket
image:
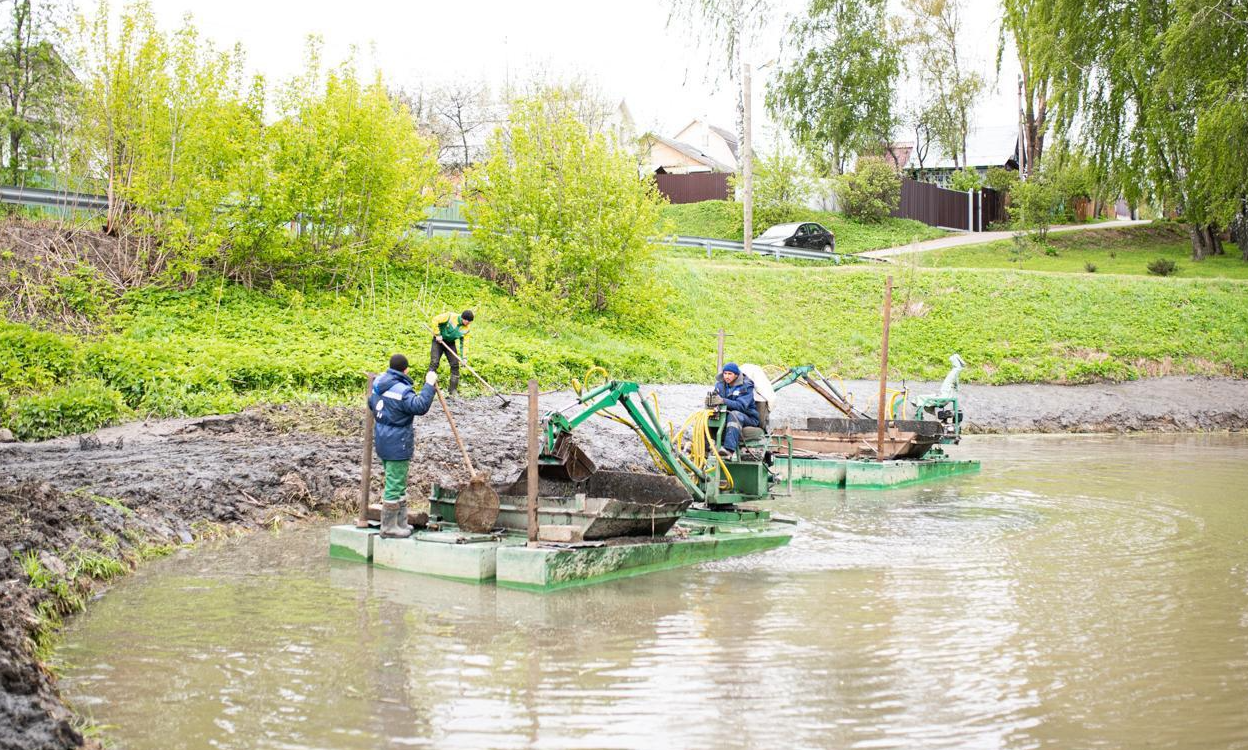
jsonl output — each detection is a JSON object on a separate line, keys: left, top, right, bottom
{"left": 368, "top": 354, "right": 438, "bottom": 538}
{"left": 713, "top": 362, "right": 759, "bottom": 457}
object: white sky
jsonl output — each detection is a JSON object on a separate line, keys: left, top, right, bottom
{"left": 138, "top": 0, "right": 1021, "bottom": 146}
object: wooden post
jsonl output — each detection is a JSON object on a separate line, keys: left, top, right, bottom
{"left": 357, "top": 373, "right": 376, "bottom": 528}
{"left": 876, "top": 277, "right": 893, "bottom": 462}
{"left": 716, "top": 328, "right": 726, "bottom": 372}
{"left": 526, "top": 379, "right": 539, "bottom": 545}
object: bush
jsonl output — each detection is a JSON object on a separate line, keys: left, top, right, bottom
{"left": 1084, "top": 261, "right": 1098, "bottom": 273}
{"left": 0, "top": 323, "right": 78, "bottom": 391}
{"left": 1148, "top": 258, "right": 1179, "bottom": 276}
{"left": 7, "top": 381, "right": 127, "bottom": 440}
{"left": 465, "top": 91, "right": 666, "bottom": 314}
{"left": 1009, "top": 177, "right": 1061, "bottom": 242}
{"left": 835, "top": 158, "right": 900, "bottom": 223}
{"left": 949, "top": 168, "right": 982, "bottom": 192}
{"left": 985, "top": 167, "right": 1019, "bottom": 193}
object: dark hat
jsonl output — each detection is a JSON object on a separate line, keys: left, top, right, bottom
{"left": 389, "top": 353, "right": 409, "bottom": 372}
{"left": 722, "top": 362, "right": 741, "bottom": 375}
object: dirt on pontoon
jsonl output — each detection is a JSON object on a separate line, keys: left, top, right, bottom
{"left": 1, "top": 375, "right": 1247, "bottom": 749}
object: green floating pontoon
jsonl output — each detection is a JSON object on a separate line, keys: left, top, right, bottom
{"left": 329, "top": 514, "right": 792, "bottom": 593}
{"left": 781, "top": 450, "right": 981, "bottom": 490}
{"left": 769, "top": 355, "right": 980, "bottom": 490}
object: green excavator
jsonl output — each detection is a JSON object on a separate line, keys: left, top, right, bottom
{"left": 537, "top": 379, "right": 787, "bottom": 516}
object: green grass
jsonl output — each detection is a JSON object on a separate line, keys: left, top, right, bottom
{"left": 915, "top": 223, "right": 1248, "bottom": 279}
{"left": 660, "top": 199, "right": 947, "bottom": 253}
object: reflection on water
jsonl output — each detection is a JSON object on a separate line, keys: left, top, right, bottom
{"left": 56, "top": 434, "right": 1248, "bottom": 749}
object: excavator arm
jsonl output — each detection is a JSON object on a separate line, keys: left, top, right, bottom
{"left": 771, "top": 366, "right": 868, "bottom": 419}
{"left": 539, "top": 380, "right": 710, "bottom": 503}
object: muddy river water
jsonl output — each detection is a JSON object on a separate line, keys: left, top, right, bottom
{"left": 55, "top": 434, "right": 1248, "bottom": 749}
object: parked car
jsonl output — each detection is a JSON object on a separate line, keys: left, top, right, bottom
{"left": 754, "top": 222, "right": 836, "bottom": 253}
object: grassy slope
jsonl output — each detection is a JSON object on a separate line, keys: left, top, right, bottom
{"left": 5, "top": 224, "right": 1247, "bottom": 438}
{"left": 661, "top": 200, "right": 947, "bottom": 253}
{"left": 916, "top": 223, "right": 1248, "bottom": 279}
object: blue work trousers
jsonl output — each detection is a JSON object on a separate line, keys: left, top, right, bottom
{"left": 723, "top": 410, "right": 760, "bottom": 452}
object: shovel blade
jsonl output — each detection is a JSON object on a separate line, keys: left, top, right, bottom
{"left": 538, "top": 433, "right": 597, "bottom": 483}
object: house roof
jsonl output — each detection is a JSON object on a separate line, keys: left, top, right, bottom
{"left": 708, "top": 124, "right": 739, "bottom": 159}
{"left": 675, "top": 118, "right": 740, "bottom": 161}
{"left": 643, "top": 133, "right": 736, "bottom": 173}
{"left": 907, "top": 125, "right": 1020, "bottom": 170}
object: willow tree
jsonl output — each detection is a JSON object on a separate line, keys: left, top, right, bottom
{"left": 1047, "top": 0, "right": 1247, "bottom": 259}
{"left": 767, "top": 0, "right": 901, "bottom": 175}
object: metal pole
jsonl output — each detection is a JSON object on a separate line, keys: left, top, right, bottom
{"left": 357, "top": 373, "right": 376, "bottom": 528}
{"left": 742, "top": 55, "right": 754, "bottom": 257}
{"left": 876, "top": 277, "right": 893, "bottom": 462}
{"left": 526, "top": 379, "right": 539, "bottom": 545}
{"left": 716, "top": 328, "right": 726, "bottom": 372}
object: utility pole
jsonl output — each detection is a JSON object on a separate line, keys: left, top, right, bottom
{"left": 742, "top": 54, "right": 754, "bottom": 256}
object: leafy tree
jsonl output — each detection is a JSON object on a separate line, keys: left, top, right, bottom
{"left": 900, "top": 0, "right": 985, "bottom": 168}
{"left": 1047, "top": 0, "right": 1246, "bottom": 260}
{"left": 997, "top": 0, "right": 1053, "bottom": 174}
{"left": 835, "top": 157, "right": 900, "bottom": 222}
{"left": 767, "top": 0, "right": 901, "bottom": 175}
{"left": 464, "top": 93, "right": 666, "bottom": 314}
{"left": 731, "top": 142, "right": 812, "bottom": 211}
{"left": 72, "top": 1, "right": 264, "bottom": 275}
{"left": 0, "top": 0, "right": 72, "bottom": 186}
{"left": 261, "top": 48, "right": 440, "bottom": 284}
{"left": 1008, "top": 172, "right": 1060, "bottom": 242}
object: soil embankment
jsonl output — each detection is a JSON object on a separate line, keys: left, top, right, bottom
{"left": 1, "top": 375, "right": 1246, "bottom": 749}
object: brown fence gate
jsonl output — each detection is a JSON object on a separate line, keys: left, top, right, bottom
{"left": 653, "top": 172, "right": 731, "bottom": 205}
{"left": 892, "top": 178, "right": 1007, "bottom": 231}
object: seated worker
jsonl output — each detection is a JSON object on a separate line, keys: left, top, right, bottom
{"left": 369, "top": 354, "right": 438, "bottom": 538}
{"left": 429, "top": 309, "right": 474, "bottom": 395}
{"left": 714, "top": 362, "right": 759, "bottom": 457}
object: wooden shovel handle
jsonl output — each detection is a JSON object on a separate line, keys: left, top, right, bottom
{"left": 435, "top": 384, "right": 475, "bottom": 476}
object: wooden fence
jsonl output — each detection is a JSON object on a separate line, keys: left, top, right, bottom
{"left": 891, "top": 178, "right": 1007, "bottom": 231}
{"left": 654, "top": 172, "right": 731, "bottom": 205}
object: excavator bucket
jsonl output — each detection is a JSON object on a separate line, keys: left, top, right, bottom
{"left": 538, "top": 432, "right": 597, "bottom": 482}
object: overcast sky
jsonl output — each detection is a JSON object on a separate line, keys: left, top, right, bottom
{"left": 138, "top": 0, "right": 1020, "bottom": 145}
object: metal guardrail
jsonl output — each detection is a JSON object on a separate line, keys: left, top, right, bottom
{"left": 0, "top": 190, "right": 860, "bottom": 263}
{"left": 418, "top": 218, "right": 852, "bottom": 262}
{"left": 0, "top": 185, "right": 110, "bottom": 212}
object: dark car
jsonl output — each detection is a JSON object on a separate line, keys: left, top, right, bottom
{"left": 754, "top": 222, "right": 836, "bottom": 253}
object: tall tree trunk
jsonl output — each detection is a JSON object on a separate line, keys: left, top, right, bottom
{"left": 1189, "top": 224, "right": 1209, "bottom": 260}
{"left": 1207, "top": 226, "right": 1224, "bottom": 255}
{"left": 1230, "top": 202, "right": 1248, "bottom": 261}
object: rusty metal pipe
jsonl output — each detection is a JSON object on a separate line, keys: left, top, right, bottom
{"left": 357, "top": 373, "right": 376, "bottom": 528}
{"left": 877, "top": 277, "right": 893, "bottom": 462}
{"left": 527, "top": 379, "right": 539, "bottom": 545}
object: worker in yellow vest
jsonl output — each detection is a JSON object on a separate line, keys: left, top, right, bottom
{"left": 429, "top": 309, "right": 473, "bottom": 395}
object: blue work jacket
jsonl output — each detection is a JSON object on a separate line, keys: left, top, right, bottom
{"left": 715, "top": 375, "right": 758, "bottom": 420}
{"left": 368, "top": 369, "right": 435, "bottom": 461}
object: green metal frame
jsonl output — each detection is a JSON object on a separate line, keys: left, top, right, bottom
{"left": 538, "top": 380, "right": 782, "bottom": 508}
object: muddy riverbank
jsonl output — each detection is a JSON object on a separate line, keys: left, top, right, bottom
{"left": 1, "top": 375, "right": 1246, "bottom": 749}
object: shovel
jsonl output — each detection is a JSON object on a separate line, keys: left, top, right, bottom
{"left": 434, "top": 385, "right": 500, "bottom": 533}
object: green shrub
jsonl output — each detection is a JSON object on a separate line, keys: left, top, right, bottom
{"left": 465, "top": 91, "right": 665, "bottom": 315}
{"left": 985, "top": 167, "right": 1019, "bottom": 193}
{"left": 1148, "top": 258, "right": 1179, "bottom": 276}
{"left": 1009, "top": 177, "right": 1061, "bottom": 241}
{"left": 835, "top": 158, "right": 901, "bottom": 223}
{"left": 0, "top": 323, "right": 79, "bottom": 391}
{"left": 7, "top": 381, "right": 127, "bottom": 440}
{"left": 949, "top": 168, "right": 982, "bottom": 192}
{"left": 1084, "top": 261, "right": 1098, "bottom": 273}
